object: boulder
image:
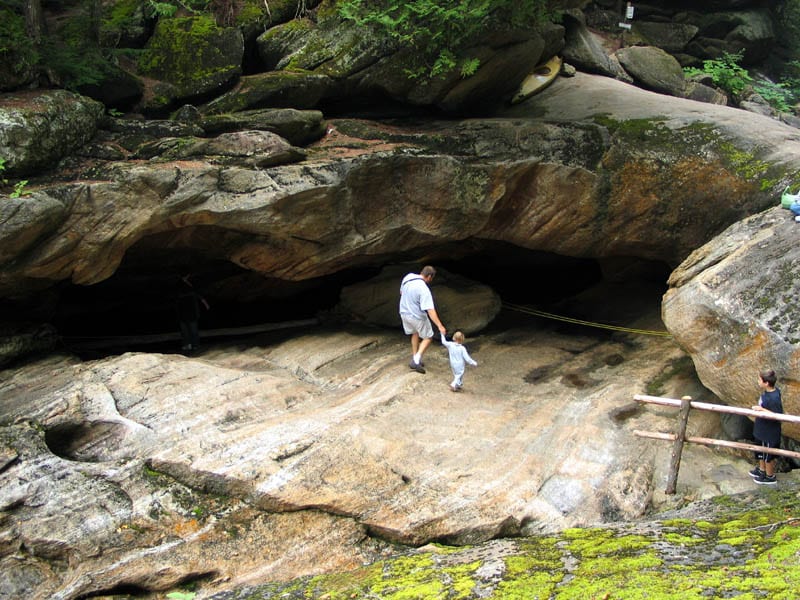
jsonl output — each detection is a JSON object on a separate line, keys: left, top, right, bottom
{"left": 337, "top": 266, "right": 502, "bottom": 334}
{"left": 0, "top": 90, "right": 104, "bottom": 177}
{"left": 631, "top": 21, "right": 700, "bottom": 54}
{"left": 663, "top": 206, "right": 800, "bottom": 440}
{"left": 75, "top": 64, "right": 144, "bottom": 111}
{"left": 253, "top": 9, "right": 561, "bottom": 113}
{"left": 561, "top": 12, "right": 622, "bottom": 79}
{"left": 199, "top": 71, "right": 334, "bottom": 114}
{"left": 719, "top": 9, "right": 776, "bottom": 65}
{"left": 133, "top": 130, "right": 307, "bottom": 167}
{"left": 615, "top": 45, "right": 687, "bottom": 97}
{"left": 199, "top": 108, "right": 327, "bottom": 146}
{"left": 682, "top": 80, "right": 729, "bottom": 105}
{"left": 137, "top": 16, "right": 244, "bottom": 114}
{"left": 682, "top": 9, "right": 775, "bottom": 66}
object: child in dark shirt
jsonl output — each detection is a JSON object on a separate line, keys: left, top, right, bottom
{"left": 749, "top": 369, "right": 783, "bottom": 485}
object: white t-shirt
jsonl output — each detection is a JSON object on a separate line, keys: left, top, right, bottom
{"left": 398, "top": 274, "right": 434, "bottom": 319}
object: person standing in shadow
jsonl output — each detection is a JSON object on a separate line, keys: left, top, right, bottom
{"left": 175, "top": 274, "right": 210, "bottom": 354}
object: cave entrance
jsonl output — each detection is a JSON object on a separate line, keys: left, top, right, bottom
{"left": 45, "top": 241, "right": 671, "bottom": 358}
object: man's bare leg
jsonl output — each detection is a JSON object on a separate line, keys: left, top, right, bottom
{"left": 410, "top": 333, "right": 420, "bottom": 358}
{"left": 417, "top": 336, "right": 432, "bottom": 362}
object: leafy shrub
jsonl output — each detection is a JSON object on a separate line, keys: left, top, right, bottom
{"left": 684, "top": 50, "right": 752, "bottom": 98}
{"left": 0, "top": 8, "right": 38, "bottom": 77}
{"left": 754, "top": 81, "right": 794, "bottom": 114}
{"left": 685, "top": 50, "right": 799, "bottom": 113}
{"left": 41, "top": 11, "right": 119, "bottom": 91}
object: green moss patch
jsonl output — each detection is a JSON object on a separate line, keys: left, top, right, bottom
{"left": 213, "top": 483, "right": 800, "bottom": 600}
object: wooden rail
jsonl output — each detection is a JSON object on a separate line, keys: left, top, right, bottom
{"left": 633, "top": 394, "right": 800, "bottom": 494}
{"left": 62, "top": 318, "right": 320, "bottom": 350}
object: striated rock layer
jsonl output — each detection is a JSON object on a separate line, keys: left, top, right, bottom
{"left": 2, "top": 74, "right": 797, "bottom": 303}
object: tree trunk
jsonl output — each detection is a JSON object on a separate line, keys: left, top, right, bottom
{"left": 25, "top": 0, "right": 46, "bottom": 43}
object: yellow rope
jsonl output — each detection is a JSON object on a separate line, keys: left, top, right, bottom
{"left": 503, "top": 302, "right": 673, "bottom": 338}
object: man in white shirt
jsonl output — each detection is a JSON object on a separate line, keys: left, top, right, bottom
{"left": 399, "top": 265, "right": 446, "bottom": 374}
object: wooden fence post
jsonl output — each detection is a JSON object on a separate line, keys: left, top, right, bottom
{"left": 665, "top": 396, "right": 692, "bottom": 495}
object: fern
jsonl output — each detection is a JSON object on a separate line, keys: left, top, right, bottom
{"left": 684, "top": 50, "right": 752, "bottom": 98}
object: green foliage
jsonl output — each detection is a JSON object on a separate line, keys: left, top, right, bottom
{"left": 754, "top": 81, "right": 794, "bottom": 114}
{"left": 40, "top": 4, "right": 125, "bottom": 91}
{"left": 0, "top": 8, "right": 38, "bottom": 76}
{"left": 145, "top": 0, "right": 240, "bottom": 20}
{"left": 11, "top": 180, "right": 29, "bottom": 198}
{"left": 338, "top": 0, "right": 553, "bottom": 79}
{"left": 147, "top": 0, "right": 213, "bottom": 17}
{"left": 146, "top": 1, "right": 179, "bottom": 17}
{"left": 460, "top": 57, "right": 480, "bottom": 78}
{"left": 684, "top": 50, "right": 800, "bottom": 113}
{"left": 0, "top": 159, "right": 29, "bottom": 198}
{"left": 684, "top": 50, "right": 752, "bottom": 98}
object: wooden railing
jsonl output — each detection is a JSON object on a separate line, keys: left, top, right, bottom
{"left": 633, "top": 394, "right": 800, "bottom": 494}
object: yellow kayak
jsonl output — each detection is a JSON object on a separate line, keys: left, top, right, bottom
{"left": 511, "top": 55, "right": 562, "bottom": 104}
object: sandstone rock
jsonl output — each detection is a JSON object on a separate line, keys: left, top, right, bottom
{"left": 200, "top": 71, "right": 333, "bottom": 114}
{"left": 134, "top": 130, "right": 307, "bottom": 168}
{"left": 0, "top": 296, "right": 756, "bottom": 598}
{"left": 682, "top": 80, "right": 729, "bottom": 105}
{"left": 561, "top": 12, "right": 621, "bottom": 78}
{"left": 615, "top": 45, "right": 687, "bottom": 97}
{"left": 200, "top": 108, "right": 327, "bottom": 146}
{"left": 631, "top": 21, "right": 699, "bottom": 54}
{"left": 663, "top": 206, "right": 800, "bottom": 439}
{"left": 0, "top": 90, "right": 104, "bottom": 177}
{"left": 739, "top": 99, "right": 776, "bottom": 118}
{"left": 253, "top": 8, "right": 560, "bottom": 112}
{"left": 2, "top": 75, "right": 794, "bottom": 301}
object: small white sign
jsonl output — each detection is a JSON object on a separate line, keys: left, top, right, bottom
{"left": 626, "top": 5, "right": 635, "bottom": 19}
{"left": 619, "top": 22, "right": 632, "bottom": 30}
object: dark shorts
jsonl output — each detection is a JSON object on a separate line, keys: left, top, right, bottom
{"left": 754, "top": 438, "right": 780, "bottom": 463}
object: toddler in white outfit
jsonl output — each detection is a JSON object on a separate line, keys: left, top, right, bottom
{"left": 441, "top": 331, "right": 478, "bottom": 391}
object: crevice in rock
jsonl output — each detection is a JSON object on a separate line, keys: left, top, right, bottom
{"left": 75, "top": 571, "right": 218, "bottom": 600}
{"left": 76, "top": 584, "right": 152, "bottom": 599}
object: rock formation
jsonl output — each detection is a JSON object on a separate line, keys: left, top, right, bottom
{"left": 663, "top": 207, "right": 800, "bottom": 438}
{"left": 3, "top": 1, "right": 800, "bottom": 598}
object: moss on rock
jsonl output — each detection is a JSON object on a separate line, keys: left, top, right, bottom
{"left": 209, "top": 483, "right": 800, "bottom": 599}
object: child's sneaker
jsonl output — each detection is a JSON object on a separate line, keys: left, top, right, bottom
{"left": 749, "top": 467, "right": 765, "bottom": 478}
{"left": 754, "top": 473, "right": 777, "bottom": 485}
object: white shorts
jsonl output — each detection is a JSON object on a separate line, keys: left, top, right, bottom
{"left": 401, "top": 314, "right": 433, "bottom": 339}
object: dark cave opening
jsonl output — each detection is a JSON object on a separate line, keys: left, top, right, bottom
{"left": 10, "top": 241, "right": 672, "bottom": 359}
